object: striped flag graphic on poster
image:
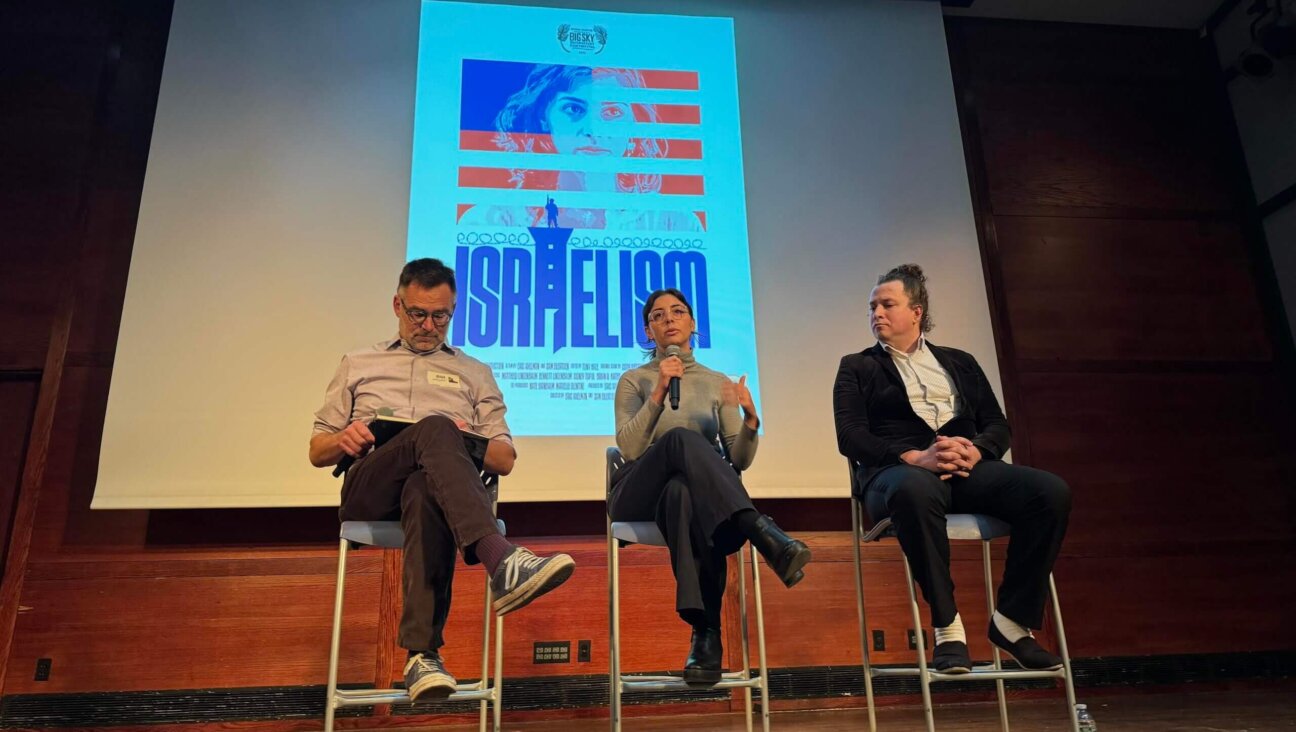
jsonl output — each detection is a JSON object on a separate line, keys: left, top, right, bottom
{"left": 455, "top": 61, "right": 707, "bottom": 232}
{"left": 407, "top": 1, "right": 760, "bottom": 437}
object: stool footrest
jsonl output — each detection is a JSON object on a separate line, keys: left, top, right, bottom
{"left": 620, "top": 675, "right": 763, "bottom": 692}
{"left": 870, "top": 666, "right": 1066, "bottom": 682}
{"left": 333, "top": 684, "right": 496, "bottom": 708}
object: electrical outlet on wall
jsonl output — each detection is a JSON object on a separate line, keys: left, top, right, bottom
{"left": 906, "top": 629, "right": 927, "bottom": 650}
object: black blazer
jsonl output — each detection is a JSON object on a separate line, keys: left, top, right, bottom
{"left": 833, "top": 342, "right": 1011, "bottom": 490}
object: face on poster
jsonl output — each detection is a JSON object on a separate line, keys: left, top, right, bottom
{"left": 408, "top": 0, "right": 760, "bottom": 436}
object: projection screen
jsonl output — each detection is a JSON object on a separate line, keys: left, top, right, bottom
{"left": 93, "top": 0, "right": 999, "bottom": 507}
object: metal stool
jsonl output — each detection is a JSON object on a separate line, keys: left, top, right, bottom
{"left": 324, "top": 476, "right": 505, "bottom": 732}
{"left": 849, "top": 465, "right": 1079, "bottom": 732}
{"left": 606, "top": 447, "right": 771, "bottom": 732}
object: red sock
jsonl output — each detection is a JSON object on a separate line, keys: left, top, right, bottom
{"left": 473, "top": 533, "right": 514, "bottom": 574}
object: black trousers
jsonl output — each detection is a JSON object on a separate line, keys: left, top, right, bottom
{"left": 609, "top": 427, "right": 755, "bottom": 628}
{"left": 339, "top": 415, "right": 501, "bottom": 652}
{"left": 860, "top": 461, "right": 1071, "bottom": 630}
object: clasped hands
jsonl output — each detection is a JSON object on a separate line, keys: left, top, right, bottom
{"left": 901, "top": 436, "right": 981, "bottom": 481}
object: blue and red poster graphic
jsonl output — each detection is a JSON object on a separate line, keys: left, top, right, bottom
{"left": 408, "top": 1, "right": 758, "bottom": 436}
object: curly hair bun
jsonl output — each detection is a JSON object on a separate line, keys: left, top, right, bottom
{"left": 891, "top": 263, "right": 925, "bottom": 282}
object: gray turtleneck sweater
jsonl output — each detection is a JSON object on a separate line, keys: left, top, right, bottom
{"left": 614, "top": 351, "right": 758, "bottom": 470}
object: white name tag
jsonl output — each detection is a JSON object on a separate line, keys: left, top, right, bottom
{"left": 427, "top": 371, "right": 462, "bottom": 389}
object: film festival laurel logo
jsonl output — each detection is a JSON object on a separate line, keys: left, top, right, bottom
{"left": 557, "top": 23, "right": 607, "bottom": 54}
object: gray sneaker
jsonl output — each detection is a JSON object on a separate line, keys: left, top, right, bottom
{"left": 403, "top": 652, "right": 456, "bottom": 701}
{"left": 491, "top": 546, "right": 575, "bottom": 615}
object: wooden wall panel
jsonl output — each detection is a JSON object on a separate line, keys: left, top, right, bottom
{"left": 10, "top": 523, "right": 1293, "bottom": 697}
{"left": 0, "top": 28, "right": 107, "bottom": 368}
{"left": 995, "top": 217, "right": 1271, "bottom": 362}
{"left": 0, "top": 379, "right": 41, "bottom": 576}
{"left": 974, "top": 81, "right": 1235, "bottom": 216}
{"left": 7, "top": 553, "right": 382, "bottom": 694}
{"left": 1019, "top": 371, "right": 1293, "bottom": 546}
{"left": 28, "top": 366, "right": 149, "bottom": 556}
{"left": 954, "top": 22, "right": 1236, "bottom": 217}
{"left": 1054, "top": 553, "right": 1296, "bottom": 658}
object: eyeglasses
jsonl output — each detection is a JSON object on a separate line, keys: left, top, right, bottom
{"left": 400, "top": 297, "right": 453, "bottom": 327}
{"left": 648, "top": 306, "right": 691, "bottom": 324}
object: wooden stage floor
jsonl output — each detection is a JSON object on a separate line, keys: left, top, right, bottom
{"left": 415, "top": 685, "right": 1296, "bottom": 732}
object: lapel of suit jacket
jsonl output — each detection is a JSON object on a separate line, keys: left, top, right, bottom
{"left": 926, "top": 342, "right": 970, "bottom": 413}
{"left": 867, "top": 343, "right": 905, "bottom": 389}
{"left": 872, "top": 342, "right": 944, "bottom": 431}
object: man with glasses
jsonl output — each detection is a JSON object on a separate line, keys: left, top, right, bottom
{"left": 310, "top": 258, "right": 575, "bottom": 701}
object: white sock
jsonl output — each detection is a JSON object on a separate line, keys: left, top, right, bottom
{"left": 993, "top": 610, "right": 1032, "bottom": 643}
{"left": 934, "top": 613, "right": 966, "bottom": 645}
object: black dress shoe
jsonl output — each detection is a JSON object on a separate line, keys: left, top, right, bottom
{"left": 988, "top": 622, "right": 1063, "bottom": 670}
{"left": 683, "top": 626, "right": 723, "bottom": 685}
{"left": 747, "top": 515, "right": 812, "bottom": 588}
{"left": 931, "top": 641, "right": 971, "bottom": 674}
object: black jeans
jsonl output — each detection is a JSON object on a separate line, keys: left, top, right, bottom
{"left": 339, "top": 415, "right": 501, "bottom": 652}
{"left": 860, "top": 461, "right": 1071, "bottom": 629}
{"left": 609, "top": 427, "right": 755, "bottom": 628}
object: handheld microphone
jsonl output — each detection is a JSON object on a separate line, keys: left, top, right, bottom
{"left": 666, "top": 345, "right": 681, "bottom": 410}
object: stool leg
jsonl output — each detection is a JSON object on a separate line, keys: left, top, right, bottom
{"left": 1049, "top": 574, "right": 1081, "bottom": 732}
{"left": 493, "top": 611, "right": 504, "bottom": 732}
{"left": 324, "top": 539, "right": 348, "bottom": 732}
{"left": 480, "top": 572, "right": 492, "bottom": 732}
{"left": 902, "top": 556, "right": 936, "bottom": 732}
{"left": 750, "top": 545, "right": 771, "bottom": 732}
{"left": 737, "top": 548, "right": 753, "bottom": 732}
{"left": 608, "top": 520, "right": 622, "bottom": 732}
{"left": 982, "top": 540, "right": 1009, "bottom": 732}
{"left": 852, "top": 503, "right": 877, "bottom": 732}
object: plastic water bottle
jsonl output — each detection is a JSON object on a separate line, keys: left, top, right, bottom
{"left": 1075, "top": 703, "right": 1097, "bottom": 731}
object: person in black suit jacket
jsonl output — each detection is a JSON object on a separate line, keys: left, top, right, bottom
{"left": 833, "top": 264, "right": 1071, "bottom": 674}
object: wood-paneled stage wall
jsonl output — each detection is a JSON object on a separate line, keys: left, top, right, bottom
{"left": 2, "top": 3, "right": 1293, "bottom": 727}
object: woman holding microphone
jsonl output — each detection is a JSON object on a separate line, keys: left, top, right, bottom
{"left": 609, "top": 288, "right": 810, "bottom": 684}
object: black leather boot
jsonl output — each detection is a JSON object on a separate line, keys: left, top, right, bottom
{"left": 683, "top": 626, "right": 723, "bottom": 685}
{"left": 747, "top": 515, "right": 812, "bottom": 588}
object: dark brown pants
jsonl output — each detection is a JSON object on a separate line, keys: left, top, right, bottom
{"left": 339, "top": 415, "right": 501, "bottom": 652}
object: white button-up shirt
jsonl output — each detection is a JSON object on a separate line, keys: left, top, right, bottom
{"left": 880, "top": 337, "right": 959, "bottom": 431}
